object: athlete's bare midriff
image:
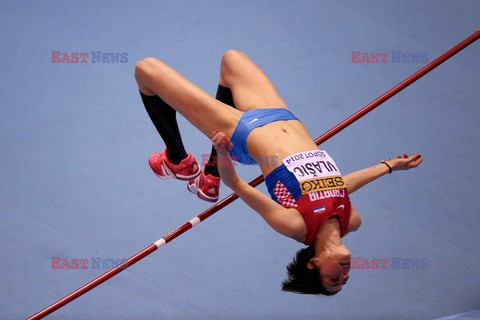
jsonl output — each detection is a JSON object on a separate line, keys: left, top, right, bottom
{"left": 246, "top": 120, "right": 320, "bottom": 176}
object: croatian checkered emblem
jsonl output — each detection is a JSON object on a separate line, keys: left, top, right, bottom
{"left": 273, "top": 181, "right": 298, "bottom": 207}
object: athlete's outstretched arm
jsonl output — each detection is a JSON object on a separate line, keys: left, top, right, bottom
{"left": 343, "top": 153, "right": 423, "bottom": 194}
{"left": 211, "top": 131, "right": 305, "bottom": 239}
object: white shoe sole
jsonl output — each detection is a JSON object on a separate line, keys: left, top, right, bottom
{"left": 152, "top": 161, "right": 200, "bottom": 181}
{"left": 187, "top": 179, "right": 219, "bottom": 202}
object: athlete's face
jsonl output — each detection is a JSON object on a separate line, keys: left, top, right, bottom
{"left": 308, "top": 247, "right": 351, "bottom": 293}
{"left": 319, "top": 256, "right": 351, "bottom": 293}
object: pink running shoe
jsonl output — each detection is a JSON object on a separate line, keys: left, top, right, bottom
{"left": 187, "top": 170, "right": 221, "bottom": 202}
{"left": 149, "top": 148, "right": 200, "bottom": 181}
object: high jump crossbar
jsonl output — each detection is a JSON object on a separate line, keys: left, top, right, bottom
{"left": 28, "top": 29, "right": 479, "bottom": 319}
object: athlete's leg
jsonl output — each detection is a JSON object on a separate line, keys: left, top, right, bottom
{"left": 140, "top": 93, "right": 187, "bottom": 164}
{"left": 186, "top": 85, "right": 236, "bottom": 202}
{"left": 203, "top": 50, "right": 286, "bottom": 172}
{"left": 203, "top": 85, "right": 236, "bottom": 177}
{"left": 135, "top": 57, "right": 242, "bottom": 138}
{"left": 219, "top": 50, "right": 287, "bottom": 111}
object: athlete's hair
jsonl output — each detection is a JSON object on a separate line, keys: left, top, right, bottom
{"left": 282, "top": 245, "right": 340, "bottom": 296}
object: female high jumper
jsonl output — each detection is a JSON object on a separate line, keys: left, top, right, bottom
{"left": 135, "top": 50, "right": 423, "bottom": 295}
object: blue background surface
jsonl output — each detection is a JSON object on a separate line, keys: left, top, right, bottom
{"left": 1, "top": 1, "right": 479, "bottom": 319}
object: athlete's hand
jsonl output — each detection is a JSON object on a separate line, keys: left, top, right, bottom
{"left": 211, "top": 131, "right": 240, "bottom": 189}
{"left": 385, "top": 153, "right": 423, "bottom": 171}
{"left": 211, "top": 130, "right": 233, "bottom": 155}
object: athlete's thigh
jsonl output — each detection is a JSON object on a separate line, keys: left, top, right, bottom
{"left": 221, "top": 51, "right": 287, "bottom": 111}
{"left": 136, "top": 57, "right": 242, "bottom": 138}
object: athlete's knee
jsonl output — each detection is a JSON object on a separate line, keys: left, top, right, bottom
{"left": 220, "top": 50, "right": 247, "bottom": 84}
{"left": 222, "top": 49, "right": 247, "bottom": 60}
{"left": 135, "top": 57, "right": 159, "bottom": 79}
{"left": 221, "top": 50, "right": 247, "bottom": 68}
{"left": 135, "top": 57, "right": 162, "bottom": 94}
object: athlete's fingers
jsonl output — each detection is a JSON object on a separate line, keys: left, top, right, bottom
{"left": 212, "top": 131, "right": 227, "bottom": 146}
{"left": 212, "top": 131, "right": 232, "bottom": 153}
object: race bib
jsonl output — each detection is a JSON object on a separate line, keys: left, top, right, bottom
{"left": 282, "top": 150, "right": 345, "bottom": 195}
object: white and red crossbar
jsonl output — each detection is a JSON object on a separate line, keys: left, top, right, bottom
{"left": 28, "top": 29, "right": 480, "bottom": 319}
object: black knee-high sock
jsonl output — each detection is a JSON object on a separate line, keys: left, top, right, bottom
{"left": 140, "top": 92, "right": 187, "bottom": 164}
{"left": 204, "top": 85, "right": 236, "bottom": 177}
